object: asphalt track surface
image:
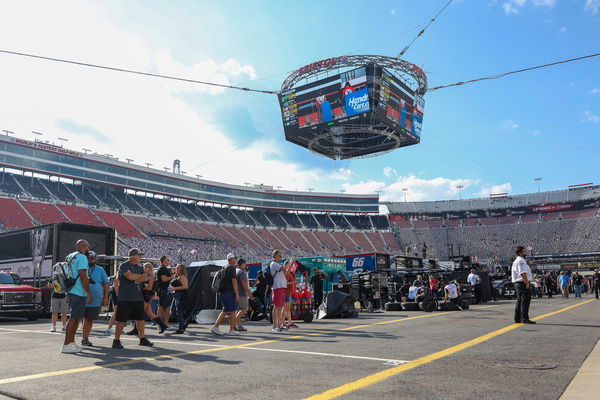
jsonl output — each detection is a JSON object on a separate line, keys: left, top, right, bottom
{"left": 0, "top": 297, "right": 598, "bottom": 400}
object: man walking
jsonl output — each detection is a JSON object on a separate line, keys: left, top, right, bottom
{"left": 593, "top": 269, "right": 600, "bottom": 300}
{"left": 81, "top": 251, "right": 109, "bottom": 347}
{"left": 558, "top": 271, "right": 570, "bottom": 299}
{"left": 61, "top": 239, "right": 93, "bottom": 353}
{"left": 270, "top": 250, "right": 292, "bottom": 332}
{"left": 235, "top": 258, "right": 253, "bottom": 332}
{"left": 211, "top": 253, "right": 240, "bottom": 336}
{"left": 467, "top": 268, "right": 483, "bottom": 304}
{"left": 112, "top": 248, "right": 153, "bottom": 349}
{"left": 572, "top": 272, "right": 583, "bottom": 298}
{"left": 545, "top": 272, "right": 555, "bottom": 299}
{"left": 310, "top": 267, "right": 328, "bottom": 310}
{"left": 512, "top": 246, "right": 535, "bottom": 324}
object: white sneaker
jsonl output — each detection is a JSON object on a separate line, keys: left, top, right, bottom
{"left": 228, "top": 330, "right": 241, "bottom": 336}
{"left": 61, "top": 343, "right": 81, "bottom": 353}
{"left": 61, "top": 326, "right": 66, "bottom": 332}
{"left": 105, "top": 328, "right": 115, "bottom": 335}
{"left": 50, "top": 326, "right": 56, "bottom": 332}
{"left": 211, "top": 327, "right": 225, "bottom": 336}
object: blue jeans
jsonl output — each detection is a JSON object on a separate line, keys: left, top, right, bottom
{"left": 574, "top": 285, "right": 583, "bottom": 298}
{"left": 172, "top": 292, "right": 188, "bottom": 331}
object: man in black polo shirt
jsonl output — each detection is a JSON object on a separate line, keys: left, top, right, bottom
{"left": 112, "top": 248, "right": 153, "bottom": 349}
{"left": 310, "top": 267, "right": 328, "bottom": 310}
{"left": 156, "top": 255, "right": 172, "bottom": 330}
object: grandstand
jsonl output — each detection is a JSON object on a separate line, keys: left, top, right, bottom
{"left": 0, "top": 135, "right": 399, "bottom": 263}
{"left": 1, "top": 134, "right": 599, "bottom": 266}
{"left": 385, "top": 187, "right": 600, "bottom": 263}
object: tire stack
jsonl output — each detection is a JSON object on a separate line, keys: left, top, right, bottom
{"left": 384, "top": 302, "right": 403, "bottom": 311}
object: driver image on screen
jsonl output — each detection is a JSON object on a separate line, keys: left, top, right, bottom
{"left": 315, "top": 92, "right": 333, "bottom": 123}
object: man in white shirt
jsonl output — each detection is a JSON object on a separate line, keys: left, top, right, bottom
{"left": 444, "top": 280, "right": 463, "bottom": 310}
{"left": 270, "top": 250, "right": 293, "bottom": 333}
{"left": 511, "top": 246, "right": 535, "bottom": 324}
{"left": 467, "top": 269, "right": 483, "bottom": 304}
{"left": 407, "top": 282, "right": 425, "bottom": 302}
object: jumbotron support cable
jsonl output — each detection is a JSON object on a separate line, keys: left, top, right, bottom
{"left": 397, "top": 0, "right": 454, "bottom": 58}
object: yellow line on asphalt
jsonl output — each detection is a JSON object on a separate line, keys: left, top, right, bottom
{"left": 303, "top": 299, "right": 596, "bottom": 400}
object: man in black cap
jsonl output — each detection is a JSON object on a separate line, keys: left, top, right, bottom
{"left": 112, "top": 248, "right": 153, "bottom": 349}
{"left": 310, "top": 267, "right": 328, "bottom": 310}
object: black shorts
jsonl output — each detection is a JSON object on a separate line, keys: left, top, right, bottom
{"left": 115, "top": 301, "right": 145, "bottom": 322}
{"left": 84, "top": 306, "right": 101, "bottom": 321}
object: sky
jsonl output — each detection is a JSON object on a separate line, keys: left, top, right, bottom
{"left": 0, "top": 0, "right": 598, "bottom": 204}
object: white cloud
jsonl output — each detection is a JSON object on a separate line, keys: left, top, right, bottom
{"left": 343, "top": 175, "right": 479, "bottom": 202}
{"left": 585, "top": 0, "right": 600, "bottom": 14}
{"left": 329, "top": 168, "right": 355, "bottom": 181}
{"left": 502, "top": 0, "right": 556, "bottom": 15}
{"left": 502, "top": 119, "right": 519, "bottom": 130}
{"left": 532, "top": 0, "right": 555, "bottom": 6}
{"left": 503, "top": 2, "right": 520, "bottom": 14}
{"left": 383, "top": 167, "right": 398, "bottom": 178}
{"left": 478, "top": 183, "right": 512, "bottom": 197}
{"left": 0, "top": 0, "right": 323, "bottom": 193}
{"left": 532, "top": 130, "right": 542, "bottom": 136}
{"left": 390, "top": 9, "right": 397, "bottom": 16}
{"left": 582, "top": 111, "right": 600, "bottom": 123}
{"left": 557, "top": 26, "right": 567, "bottom": 34}
{"left": 589, "top": 88, "right": 600, "bottom": 94}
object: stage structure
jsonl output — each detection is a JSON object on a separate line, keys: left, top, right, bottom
{"left": 279, "top": 55, "right": 427, "bottom": 160}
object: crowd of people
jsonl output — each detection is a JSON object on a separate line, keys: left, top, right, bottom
{"left": 53, "top": 239, "right": 330, "bottom": 353}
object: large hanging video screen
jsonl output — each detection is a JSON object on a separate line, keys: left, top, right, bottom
{"left": 377, "top": 68, "right": 425, "bottom": 138}
{"left": 279, "top": 66, "right": 372, "bottom": 139}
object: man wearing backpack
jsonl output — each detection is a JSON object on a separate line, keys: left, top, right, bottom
{"left": 81, "top": 251, "right": 110, "bottom": 347}
{"left": 62, "top": 240, "right": 93, "bottom": 354}
{"left": 211, "top": 253, "right": 240, "bottom": 336}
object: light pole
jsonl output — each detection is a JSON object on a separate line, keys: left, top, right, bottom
{"left": 402, "top": 187, "right": 408, "bottom": 202}
{"left": 534, "top": 177, "right": 542, "bottom": 193}
{"left": 197, "top": 175, "right": 203, "bottom": 179}
{"left": 32, "top": 131, "right": 43, "bottom": 141}
{"left": 82, "top": 148, "right": 91, "bottom": 155}
{"left": 58, "top": 137, "right": 68, "bottom": 147}
{"left": 126, "top": 158, "right": 134, "bottom": 163}
{"left": 145, "top": 163, "right": 153, "bottom": 168}
{"left": 456, "top": 185, "right": 464, "bottom": 200}
{"left": 2, "top": 130, "right": 14, "bottom": 136}
{"left": 308, "top": 188, "right": 314, "bottom": 192}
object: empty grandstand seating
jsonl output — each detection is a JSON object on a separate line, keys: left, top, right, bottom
{"left": 21, "top": 201, "right": 69, "bottom": 224}
{"left": 58, "top": 205, "right": 102, "bottom": 226}
{"left": 0, "top": 198, "right": 32, "bottom": 228}
{"left": 94, "top": 210, "right": 144, "bottom": 238}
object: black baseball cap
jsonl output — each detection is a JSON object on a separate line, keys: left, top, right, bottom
{"left": 128, "top": 248, "right": 144, "bottom": 257}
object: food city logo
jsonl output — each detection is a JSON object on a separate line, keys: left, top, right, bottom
{"left": 345, "top": 88, "right": 370, "bottom": 116}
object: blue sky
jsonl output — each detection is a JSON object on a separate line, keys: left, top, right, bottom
{"left": 0, "top": 0, "right": 598, "bottom": 202}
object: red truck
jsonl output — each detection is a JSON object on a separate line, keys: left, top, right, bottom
{"left": 0, "top": 272, "right": 42, "bottom": 320}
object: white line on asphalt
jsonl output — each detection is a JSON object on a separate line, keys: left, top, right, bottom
{"left": 0, "top": 326, "right": 409, "bottom": 364}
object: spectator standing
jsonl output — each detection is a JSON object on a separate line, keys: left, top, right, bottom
{"left": 155, "top": 256, "right": 173, "bottom": 330}
{"left": 61, "top": 240, "right": 92, "bottom": 354}
{"left": 533, "top": 276, "right": 543, "bottom": 299}
{"left": 593, "top": 269, "right": 600, "bottom": 299}
{"left": 558, "top": 272, "right": 570, "bottom": 299}
{"left": 310, "top": 267, "right": 328, "bottom": 310}
{"left": 129, "top": 263, "right": 167, "bottom": 334}
{"left": 47, "top": 279, "right": 68, "bottom": 333}
{"left": 428, "top": 275, "right": 440, "bottom": 299}
{"left": 211, "top": 253, "right": 240, "bottom": 336}
{"left": 572, "top": 272, "right": 583, "bottom": 298}
{"left": 105, "top": 273, "right": 119, "bottom": 335}
{"left": 270, "top": 250, "right": 292, "bottom": 332}
{"left": 253, "top": 270, "right": 269, "bottom": 308}
{"left": 112, "top": 248, "right": 153, "bottom": 349}
{"left": 235, "top": 259, "right": 253, "bottom": 332}
{"left": 284, "top": 262, "right": 298, "bottom": 329}
{"left": 467, "top": 269, "right": 483, "bottom": 304}
{"left": 81, "top": 251, "right": 109, "bottom": 347}
{"left": 544, "top": 272, "right": 555, "bottom": 299}
{"left": 170, "top": 264, "right": 189, "bottom": 334}
{"left": 511, "top": 246, "right": 535, "bottom": 324}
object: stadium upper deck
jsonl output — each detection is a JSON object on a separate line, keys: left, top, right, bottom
{"left": 385, "top": 185, "right": 600, "bottom": 217}
{"left": 0, "top": 135, "right": 378, "bottom": 214}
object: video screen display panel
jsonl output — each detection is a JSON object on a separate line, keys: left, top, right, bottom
{"left": 279, "top": 66, "right": 372, "bottom": 134}
{"left": 377, "top": 68, "right": 425, "bottom": 138}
